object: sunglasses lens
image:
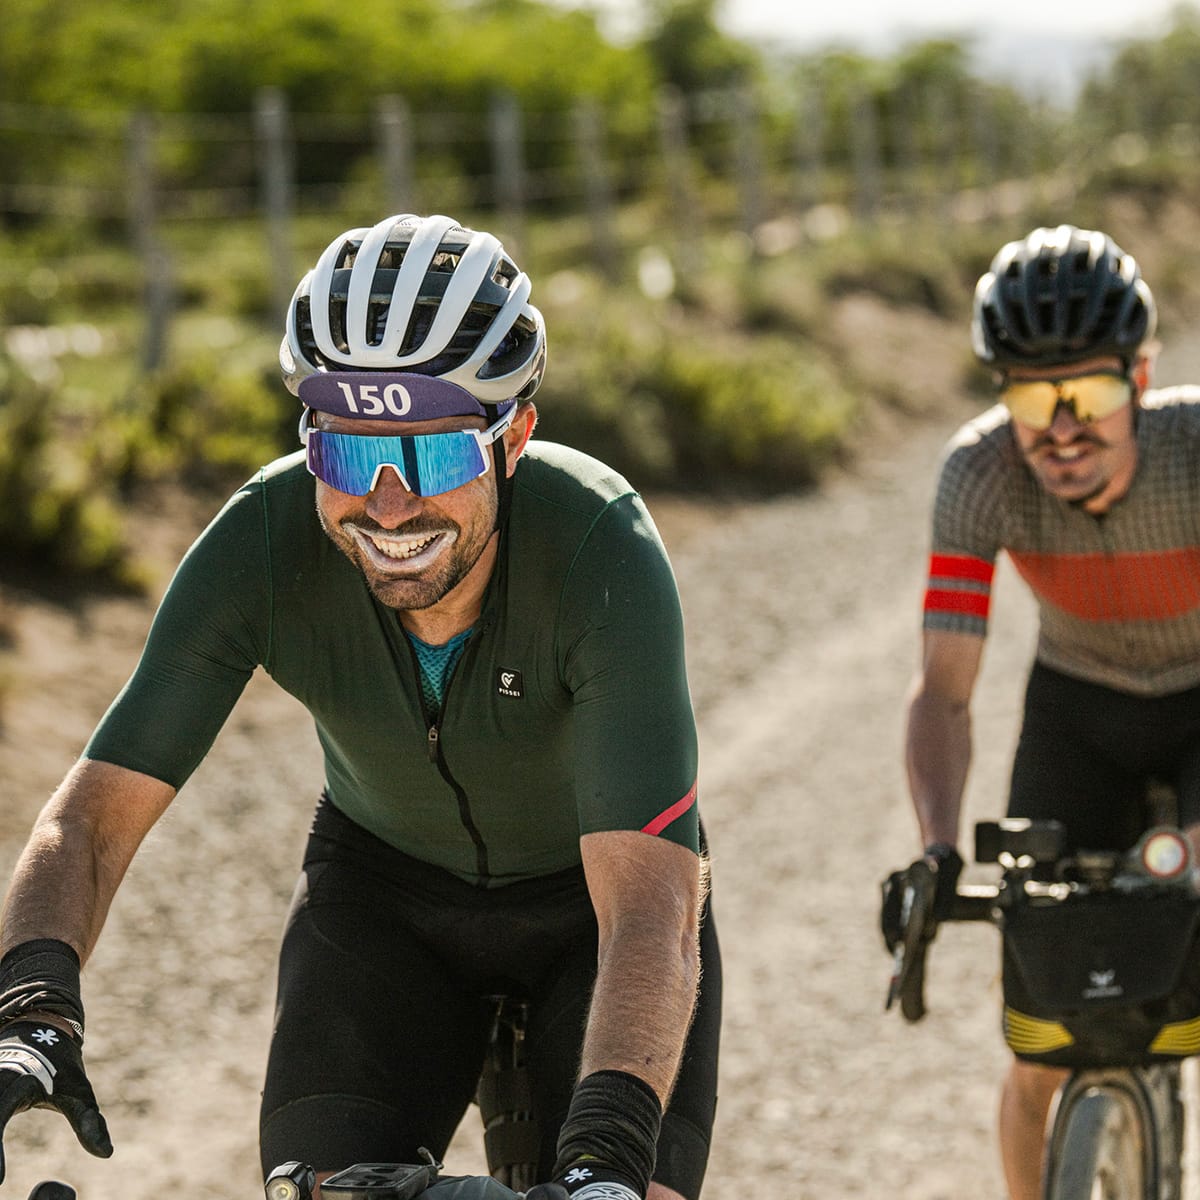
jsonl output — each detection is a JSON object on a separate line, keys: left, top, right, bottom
{"left": 1069, "top": 375, "right": 1133, "bottom": 421}
{"left": 307, "top": 431, "right": 379, "bottom": 495}
{"left": 408, "top": 432, "right": 489, "bottom": 496}
{"left": 306, "top": 430, "right": 489, "bottom": 497}
{"left": 1000, "top": 381, "right": 1059, "bottom": 429}
{"left": 1000, "top": 374, "right": 1131, "bottom": 429}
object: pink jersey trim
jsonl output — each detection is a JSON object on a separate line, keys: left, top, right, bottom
{"left": 642, "top": 781, "right": 698, "bottom": 836}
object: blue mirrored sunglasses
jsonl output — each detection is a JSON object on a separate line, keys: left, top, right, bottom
{"left": 299, "top": 407, "right": 515, "bottom": 497}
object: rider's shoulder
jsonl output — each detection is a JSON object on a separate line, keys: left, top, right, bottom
{"left": 939, "top": 404, "right": 1018, "bottom": 469}
{"left": 515, "top": 440, "right": 640, "bottom": 515}
{"left": 1138, "top": 384, "right": 1200, "bottom": 428}
{"left": 185, "top": 450, "right": 312, "bottom": 550}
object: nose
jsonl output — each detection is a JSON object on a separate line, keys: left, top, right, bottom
{"left": 1047, "top": 400, "right": 1085, "bottom": 440}
{"left": 364, "top": 465, "right": 423, "bottom": 527}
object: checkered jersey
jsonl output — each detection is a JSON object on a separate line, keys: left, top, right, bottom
{"left": 924, "top": 386, "right": 1200, "bottom": 696}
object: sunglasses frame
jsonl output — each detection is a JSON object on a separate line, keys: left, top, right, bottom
{"left": 998, "top": 370, "right": 1133, "bottom": 431}
{"left": 299, "top": 406, "right": 516, "bottom": 497}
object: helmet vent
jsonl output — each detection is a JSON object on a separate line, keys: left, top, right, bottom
{"left": 429, "top": 251, "right": 461, "bottom": 273}
{"left": 491, "top": 260, "right": 518, "bottom": 290}
{"left": 377, "top": 246, "right": 408, "bottom": 270}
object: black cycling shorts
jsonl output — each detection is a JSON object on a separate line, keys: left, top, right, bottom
{"left": 1008, "top": 662, "right": 1200, "bottom": 851}
{"left": 259, "top": 797, "right": 721, "bottom": 1200}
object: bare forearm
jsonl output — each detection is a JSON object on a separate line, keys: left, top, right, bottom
{"left": 2, "top": 759, "right": 175, "bottom": 963}
{"left": 905, "top": 687, "right": 972, "bottom": 848}
{"left": 2, "top": 813, "right": 108, "bottom": 962}
{"left": 579, "top": 918, "right": 700, "bottom": 1105}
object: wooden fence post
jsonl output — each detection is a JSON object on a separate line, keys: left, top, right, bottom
{"left": 848, "top": 84, "right": 881, "bottom": 224}
{"left": 256, "top": 87, "right": 294, "bottom": 323}
{"left": 732, "top": 84, "right": 766, "bottom": 243}
{"left": 127, "top": 111, "right": 171, "bottom": 372}
{"left": 377, "top": 94, "right": 414, "bottom": 215}
{"left": 792, "top": 80, "right": 826, "bottom": 212}
{"left": 656, "top": 86, "right": 701, "bottom": 273}
{"left": 888, "top": 88, "right": 922, "bottom": 218}
{"left": 967, "top": 82, "right": 998, "bottom": 219}
{"left": 923, "top": 82, "right": 957, "bottom": 220}
{"left": 572, "top": 99, "right": 618, "bottom": 278}
{"left": 489, "top": 90, "right": 526, "bottom": 259}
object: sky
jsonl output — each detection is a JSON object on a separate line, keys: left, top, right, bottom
{"left": 562, "top": 0, "right": 1187, "bottom": 49}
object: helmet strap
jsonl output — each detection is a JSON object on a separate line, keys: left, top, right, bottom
{"left": 487, "top": 403, "right": 515, "bottom": 532}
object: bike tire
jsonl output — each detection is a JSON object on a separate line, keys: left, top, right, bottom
{"left": 1043, "top": 1072, "right": 1158, "bottom": 1200}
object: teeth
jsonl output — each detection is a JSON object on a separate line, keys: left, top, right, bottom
{"left": 367, "top": 532, "right": 438, "bottom": 560}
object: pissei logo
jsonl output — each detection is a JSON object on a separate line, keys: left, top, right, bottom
{"left": 496, "top": 668, "right": 524, "bottom": 699}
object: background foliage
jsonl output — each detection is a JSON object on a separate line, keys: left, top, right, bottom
{"left": 4, "top": 1, "right": 1200, "bottom": 582}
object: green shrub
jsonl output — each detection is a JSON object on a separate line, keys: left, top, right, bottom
{"left": 0, "top": 356, "right": 134, "bottom": 583}
{"left": 536, "top": 298, "right": 855, "bottom": 492}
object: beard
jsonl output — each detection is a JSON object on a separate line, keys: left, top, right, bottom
{"left": 320, "top": 511, "right": 493, "bottom": 610}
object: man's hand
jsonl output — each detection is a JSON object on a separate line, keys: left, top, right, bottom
{"left": 880, "top": 843, "right": 964, "bottom": 950}
{"left": 0, "top": 1020, "right": 112, "bottom": 1183}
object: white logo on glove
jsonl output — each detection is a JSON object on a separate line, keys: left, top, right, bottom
{"left": 564, "top": 1168, "right": 594, "bottom": 1185}
{"left": 31, "top": 1028, "right": 60, "bottom": 1046}
{"left": 568, "top": 1184, "right": 639, "bottom": 1200}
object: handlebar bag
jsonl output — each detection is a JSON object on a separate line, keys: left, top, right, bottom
{"left": 1001, "top": 890, "right": 1200, "bottom": 1067}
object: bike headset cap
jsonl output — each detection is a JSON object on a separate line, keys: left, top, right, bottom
{"left": 280, "top": 213, "right": 546, "bottom": 518}
{"left": 971, "top": 224, "right": 1156, "bottom": 370}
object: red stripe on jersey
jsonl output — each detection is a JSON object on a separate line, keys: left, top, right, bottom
{"left": 642, "top": 781, "right": 698, "bottom": 836}
{"left": 924, "top": 588, "right": 990, "bottom": 619}
{"left": 1008, "top": 547, "right": 1200, "bottom": 622}
{"left": 929, "top": 553, "right": 995, "bottom": 585}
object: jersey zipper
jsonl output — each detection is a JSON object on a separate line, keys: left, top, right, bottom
{"left": 406, "top": 626, "right": 492, "bottom": 884}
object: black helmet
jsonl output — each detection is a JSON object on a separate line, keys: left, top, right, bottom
{"left": 971, "top": 225, "right": 1156, "bottom": 369}
{"left": 281, "top": 213, "right": 546, "bottom": 403}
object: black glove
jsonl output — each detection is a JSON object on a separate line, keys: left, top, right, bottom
{"left": 523, "top": 1187, "right": 570, "bottom": 1200}
{"left": 28, "top": 1184, "right": 77, "bottom": 1200}
{"left": 0, "top": 1020, "right": 112, "bottom": 1183}
{"left": 923, "top": 842, "right": 964, "bottom": 920}
{"left": 880, "top": 844, "right": 964, "bottom": 951}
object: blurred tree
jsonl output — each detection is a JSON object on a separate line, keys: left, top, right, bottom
{"left": 1077, "top": 4, "right": 1200, "bottom": 144}
{"left": 0, "top": 0, "right": 658, "bottom": 222}
{"left": 640, "top": 0, "right": 758, "bottom": 93}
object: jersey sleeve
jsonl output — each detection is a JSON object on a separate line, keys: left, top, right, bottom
{"left": 83, "top": 481, "right": 272, "bottom": 788}
{"left": 922, "top": 421, "right": 1008, "bottom": 639}
{"left": 557, "top": 494, "right": 700, "bottom": 853}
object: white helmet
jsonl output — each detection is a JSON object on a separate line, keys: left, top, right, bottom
{"left": 280, "top": 213, "right": 546, "bottom": 404}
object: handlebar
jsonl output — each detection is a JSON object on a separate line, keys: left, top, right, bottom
{"left": 885, "top": 819, "right": 1197, "bottom": 1025}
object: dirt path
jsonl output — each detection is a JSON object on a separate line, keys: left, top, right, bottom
{"left": 1, "top": 330, "right": 1192, "bottom": 1198}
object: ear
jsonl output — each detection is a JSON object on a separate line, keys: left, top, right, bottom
{"left": 503, "top": 403, "right": 538, "bottom": 477}
{"left": 1130, "top": 345, "right": 1157, "bottom": 399}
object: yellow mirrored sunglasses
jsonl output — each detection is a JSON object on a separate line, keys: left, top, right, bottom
{"left": 998, "top": 372, "right": 1133, "bottom": 431}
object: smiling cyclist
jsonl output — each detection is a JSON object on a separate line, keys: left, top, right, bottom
{"left": 887, "top": 223, "right": 1200, "bottom": 1200}
{"left": 0, "top": 213, "right": 720, "bottom": 1200}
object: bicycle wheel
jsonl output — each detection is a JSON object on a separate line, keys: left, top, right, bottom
{"left": 1043, "top": 1070, "right": 1158, "bottom": 1200}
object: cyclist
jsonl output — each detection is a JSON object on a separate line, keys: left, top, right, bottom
{"left": 888, "top": 223, "right": 1200, "bottom": 1200}
{"left": 0, "top": 213, "right": 720, "bottom": 1200}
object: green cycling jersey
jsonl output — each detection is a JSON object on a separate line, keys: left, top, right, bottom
{"left": 85, "top": 441, "right": 700, "bottom": 886}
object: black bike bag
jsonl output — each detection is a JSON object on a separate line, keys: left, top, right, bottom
{"left": 1001, "top": 889, "right": 1200, "bottom": 1067}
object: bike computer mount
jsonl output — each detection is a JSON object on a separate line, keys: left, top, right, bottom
{"left": 265, "top": 1150, "right": 444, "bottom": 1200}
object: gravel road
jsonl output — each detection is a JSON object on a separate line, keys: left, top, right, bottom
{"left": 3, "top": 330, "right": 1195, "bottom": 1199}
